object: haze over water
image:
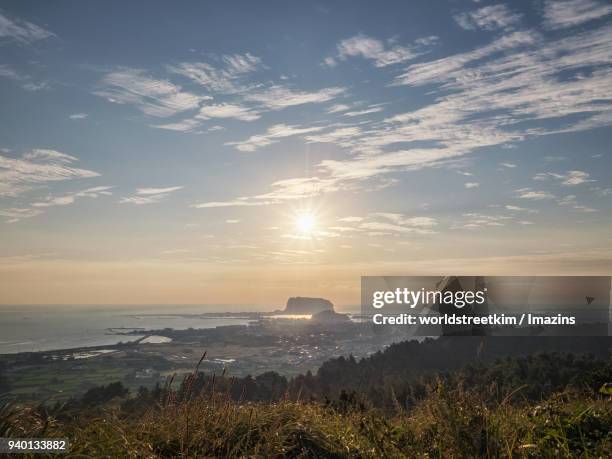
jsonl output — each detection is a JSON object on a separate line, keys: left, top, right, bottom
{"left": 0, "top": 305, "right": 257, "bottom": 354}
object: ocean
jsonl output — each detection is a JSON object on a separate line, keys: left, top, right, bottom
{"left": 0, "top": 305, "right": 259, "bottom": 354}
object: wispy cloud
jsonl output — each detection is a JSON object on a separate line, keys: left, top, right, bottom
{"left": 533, "top": 170, "right": 593, "bottom": 186}
{"left": 318, "top": 148, "right": 466, "bottom": 182}
{"left": 372, "top": 213, "right": 437, "bottom": 227}
{"left": 0, "top": 149, "right": 99, "bottom": 197}
{"left": 0, "top": 64, "right": 21, "bottom": 80}
{"left": 192, "top": 199, "right": 271, "bottom": 209}
{"left": 593, "top": 187, "right": 612, "bottom": 196}
{"left": 136, "top": 186, "right": 184, "bottom": 195}
{"left": 464, "top": 182, "right": 480, "bottom": 189}
{"left": 572, "top": 205, "right": 598, "bottom": 213}
{"left": 226, "top": 124, "right": 324, "bottom": 152}
{"left": 284, "top": 212, "right": 437, "bottom": 238}
{"left": 340, "top": 25, "right": 612, "bottom": 178}
{"left": 561, "top": 171, "right": 593, "bottom": 186}
{"left": 335, "top": 34, "right": 428, "bottom": 67}
{"left": 543, "top": 0, "right": 612, "bottom": 30}
{"left": 95, "top": 68, "right": 207, "bottom": 117}
{"left": 20, "top": 81, "right": 49, "bottom": 91}
{"left": 151, "top": 118, "right": 202, "bottom": 133}
{"left": 32, "top": 186, "right": 112, "bottom": 208}
{"left": 0, "top": 149, "right": 105, "bottom": 222}
{"left": 244, "top": 85, "right": 345, "bottom": 110}
{"left": 557, "top": 194, "right": 598, "bottom": 212}
{"left": 69, "top": 113, "right": 88, "bottom": 120}
{"left": 454, "top": 4, "right": 521, "bottom": 31}
{"left": 455, "top": 212, "right": 512, "bottom": 229}
{"left": 393, "top": 30, "right": 538, "bottom": 86}
{"left": 505, "top": 205, "right": 537, "bottom": 213}
{"left": 322, "top": 56, "right": 337, "bottom": 67}
{"left": 168, "top": 53, "right": 262, "bottom": 94}
{"left": 196, "top": 19, "right": 612, "bottom": 210}
{"left": 22, "top": 149, "right": 78, "bottom": 163}
{"left": 359, "top": 221, "right": 426, "bottom": 234}
{"left": 119, "top": 196, "right": 169, "bottom": 205}
{"left": 543, "top": 155, "right": 568, "bottom": 162}
{"left": 515, "top": 188, "right": 555, "bottom": 200}
{"left": 103, "top": 52, "right": 345, "bottom": 133}
{"left": 304, "top": 126, "right": 363, "bottom": 149}
{"left": 0, "top": 207, "right": 44, "bottom": 224}
{"left": 120, "top": 186, "right": 183, "bottom": 205}
{"left": 558, "top": 194, "right": 577, "bottom": 206}
{"left": 328, "top": 225, "right": 361, "bottom": 233}
{"left": 193, "top": 176, "right": 340, "bottom": 208}
{"left": 326, "top": 103, "right": 352, "bottom": 114}
{"left": 357, "top": 213, "right": 438, "bottom": 235}
{"left": 161, "top": 53, "right": 346, "bottom": 132}
{"left": 291, "top": 32, "right": 547, "bottom": 182}
{"left": 0, "top": 64, "right": 49, "bottom": 92}
{"left": 338, "top": 216, "right": 363, "bottom": 222}
{"left": 0, "top": 11, "right": 54, "bottom": 44}
{"left": 343, "top": 106, "right": 383, "bottom": 117}
{"left": 221, "top": 53, "right": 262, "bottom": 74}
{"left": 197, "top": 103, "right": 260, "bottom": 121}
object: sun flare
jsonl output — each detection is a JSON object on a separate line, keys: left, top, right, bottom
{"left": 295, "top": 212, "right": 316, "bottom": 235}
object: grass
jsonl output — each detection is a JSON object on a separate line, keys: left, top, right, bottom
{"left": 3, "top": 379, "right": 610, "bottom": 458}
{"left": 1, "top": 364, "right": 136, "bottom": 403}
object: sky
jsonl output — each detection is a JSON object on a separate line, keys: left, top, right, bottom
{"left": 0, "top": 0, "right": 611, "bottom": 308}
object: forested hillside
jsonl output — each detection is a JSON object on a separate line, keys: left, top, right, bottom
{"left": 2, "top": 336, "right": 610, "bottom": 457}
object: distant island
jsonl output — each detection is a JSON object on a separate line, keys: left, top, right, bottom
{"left": 281, "top": 297, "right": 334, "bottom": 314}
{"left": 275, "top": 297, "right": 351, "bottom": 324}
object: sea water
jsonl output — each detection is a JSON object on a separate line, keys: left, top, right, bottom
{"left": 0, "top": 304, "right": 257, "bottom": 354}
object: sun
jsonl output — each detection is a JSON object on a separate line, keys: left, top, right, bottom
{"left": 287, "top": 202, "right": 325, "bottom": 240}
{"left": 295, "top": 212, "right": 316, "bottom": 235}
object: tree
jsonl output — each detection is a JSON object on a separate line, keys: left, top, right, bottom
{"left": 0, "top": 363, "right": 9, "bottom": 393}
{"left": 81, "top": 382, "right": 128, "bottom": 406}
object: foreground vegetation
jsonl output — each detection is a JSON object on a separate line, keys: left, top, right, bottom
{"left": 2, "top": 350, "right": 610, "bottom": 458}
{"left": 2, "top": 384, "right": 610, "bottom": 457}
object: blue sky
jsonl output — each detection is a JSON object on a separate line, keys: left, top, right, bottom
{"left": 1, "top": 0, "right": 611, "bottom": 306}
